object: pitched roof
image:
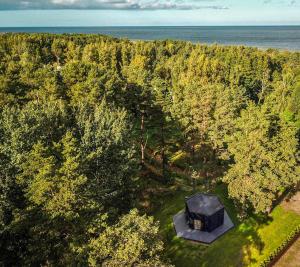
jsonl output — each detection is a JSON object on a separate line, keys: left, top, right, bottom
{"left": 185, "top": 193, "right": 224, "bottom": 216}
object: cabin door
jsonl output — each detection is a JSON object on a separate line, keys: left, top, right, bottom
{"left": 194, "top": 219, "right": 203, "bottom": 230}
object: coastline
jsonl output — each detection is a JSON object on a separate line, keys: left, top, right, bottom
{"left": 0, "top": 26, "right": 300, "bottom": 51}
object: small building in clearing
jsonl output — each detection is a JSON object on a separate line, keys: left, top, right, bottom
{"left": 173, "top": 192, "right": 234, "bottom": 243}
{"left": 185, "top": 193, "right": 224, "bottom": 232}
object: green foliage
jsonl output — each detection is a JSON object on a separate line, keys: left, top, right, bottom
{"left": 224, "top": 104, "right": 300, "bottom": 212}
{"left": 0, "top": 33, "right": 300, "bottom": 265}
{"left": 88, "top": 209, "right": 171, "bottom": 267}
{"left": 75, "top": 101, "right": 137, "bottom": 213}
{"left": 19, "top": 132, "right": 87, "bottom": 219}
{"left": 286, "top": 82, "right": 300, "bottom": 127}
{"left": 0, "top": 98, "right": 138, "bottom": 265}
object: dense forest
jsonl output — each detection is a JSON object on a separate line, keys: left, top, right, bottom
{"left": 0, "top": 33, "right": 299, "bottom": 266}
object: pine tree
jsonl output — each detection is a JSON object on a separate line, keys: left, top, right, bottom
{"left": 224, "top": 104, "right": 300, "bottom": 213}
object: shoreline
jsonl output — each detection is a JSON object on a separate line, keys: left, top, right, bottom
{"left": 1, "top": 29, "right": 300, "bottom": 52}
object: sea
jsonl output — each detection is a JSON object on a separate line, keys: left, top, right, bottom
{"left": 1, "top": 26, "right": 300, "bottom": 51}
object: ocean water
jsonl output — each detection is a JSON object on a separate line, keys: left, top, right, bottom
{"left": 0, "top": 26, "right": 300, "bottom": 51}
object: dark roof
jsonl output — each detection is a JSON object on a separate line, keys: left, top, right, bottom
{"left": 185, "top": 193, "right": 224, "bottom": 216}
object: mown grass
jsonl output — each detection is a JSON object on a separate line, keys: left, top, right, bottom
{"left": 152, "top": 184, "right": 300, "bottom": 267}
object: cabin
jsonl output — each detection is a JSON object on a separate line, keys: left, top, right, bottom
{"left": 185, "top": 193, "right": 224, "bottom": 232}
{"left": 173, "top": 192, "right": 234, "bottom": 243}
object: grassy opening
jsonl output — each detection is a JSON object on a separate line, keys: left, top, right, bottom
{"left": 152, "top": 184, "right": 300, "bottom": 267}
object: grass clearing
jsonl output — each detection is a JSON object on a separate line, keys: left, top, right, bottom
{"left": 152, "top": 184, "right": 300, "bottom": 267}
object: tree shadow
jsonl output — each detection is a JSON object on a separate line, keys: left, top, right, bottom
{"left": 237, "top": 214, "right": 273, "bottom": 265}
{"left": 146, "top": 146, "right": 275, "bottom": 266}
{"left": 153, "top": 183, "right": 275, "bottom": 267}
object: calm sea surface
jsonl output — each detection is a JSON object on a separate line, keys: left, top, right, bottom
{"left": 1, "top": 26, "right": 300, "bottom": 51}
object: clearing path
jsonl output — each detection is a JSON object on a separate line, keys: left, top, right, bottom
{"left": 274, "top": 191, "right": 300, "bottom": 267}
{"left": 274, "top": 237, "right": 300, "bottom": 267}
{"left": 282, "top": 191, "right": 300, "bottom": 215}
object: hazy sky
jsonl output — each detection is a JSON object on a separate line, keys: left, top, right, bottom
{"left": 0, "top": 0, "right": 299, "bottom": 26}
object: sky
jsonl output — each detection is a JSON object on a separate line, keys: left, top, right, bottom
{"left": 0, "top": 0, "right": 299, "bottom": 26}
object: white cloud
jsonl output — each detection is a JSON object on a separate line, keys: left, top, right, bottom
{"left": 0, "top": 0, "right": 229, "bottom": 10}
{"left": 263, "top": 0, "right": 298, "bottom": 5}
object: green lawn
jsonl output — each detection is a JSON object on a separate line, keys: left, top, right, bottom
{"left": 153, "top": 184, "right": 300, "bottom": 267}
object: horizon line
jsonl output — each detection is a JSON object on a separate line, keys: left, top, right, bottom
{"left": 1, "top": 25, "right": 300, "bottom": 28}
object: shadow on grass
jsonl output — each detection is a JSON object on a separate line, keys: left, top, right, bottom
{"left": 153, "top": 185, "right": 274, "bottom": 267}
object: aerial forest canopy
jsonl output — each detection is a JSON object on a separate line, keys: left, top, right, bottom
{"left": 0, "top": 33, "right": 299, "bottom": 266}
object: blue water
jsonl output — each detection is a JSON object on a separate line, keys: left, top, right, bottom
{"left": 1, "top": 26, "right": 300, "bottom": 51}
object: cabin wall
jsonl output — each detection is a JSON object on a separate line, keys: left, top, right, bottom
{"left": 207, "top": 208, "right": 225, "bottom": 232}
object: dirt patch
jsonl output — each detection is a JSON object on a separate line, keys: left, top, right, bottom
{"left": 282, "top": 192, "right": 300, "bottom": 215}
{"left": 274, "top": 236, "right": 300, "bottom": 267}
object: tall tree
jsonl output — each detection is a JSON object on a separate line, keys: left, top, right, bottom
{"left": 224, "top": 103, "right": 300, "bottom": 213}
{"left": 123, "top": 55, "right": 153, "bottom": 167}
{"left": 87, "top": 209, "right": 172, "bottom": 267}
